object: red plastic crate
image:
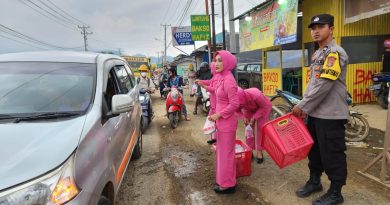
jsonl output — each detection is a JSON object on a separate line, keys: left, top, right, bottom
{"left": 212, "top": 139, "right": 252, "bottom": 177}
{"left": 261, "top": 113, "right": 313, "bottom": 169}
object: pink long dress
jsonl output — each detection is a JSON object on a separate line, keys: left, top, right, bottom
{"left": 237, "top": 87, "right": 272, "bottom": 151}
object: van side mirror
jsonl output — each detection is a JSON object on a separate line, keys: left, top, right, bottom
{"left": 111, "top": 94, "right": 134, "bottom": 114}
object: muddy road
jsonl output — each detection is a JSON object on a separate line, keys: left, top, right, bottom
{"left": 116, "top": 91, "right": 390, "bottom": 205}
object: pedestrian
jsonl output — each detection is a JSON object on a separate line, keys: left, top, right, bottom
{"left": 137, "top": 65, "right": 155, "bottom": 93}
{"left": 167, "top": 67, "right": 190, "bottom": 121}
{"left": 382, "top": 39, "right": 390, "bottom": 73}
{"left": 292, "top": 14, "right": 349, "bottom": 205}
{"left": 236, "top": 87, "right": 272, "bottom": 164}
{"left": 197, "top": 50, "right": 239, "bottom": 194}
{"left": 187, "top": 64, "right": 196, "bottom": 96}
{"left": 193, "top": 62, "right": 212, "bottom": 115}
{"left": 196, "top": 62, "right": 219, "bottom": 144}
{"left": 159, "top": 67, "right": 169, "bottom": 99}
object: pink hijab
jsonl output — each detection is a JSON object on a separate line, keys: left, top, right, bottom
{"left": 214, "top": 50, "right": 237, "bottom": 77}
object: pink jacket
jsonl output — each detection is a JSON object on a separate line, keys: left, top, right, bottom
{"left": 237, "top": 87, "right": 272, "bottom": 120}
{"left": 213, "top": 51, "right": 239, "bottom": 132}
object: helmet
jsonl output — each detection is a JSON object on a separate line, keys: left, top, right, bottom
{"left": 188, "top": 64, "right": 194, "bottom": 71}
{"left": 139, "top": 64, "right": 148, "bottom": 72}
{"left": 385, "top": 39, "right": 390, "bottom": 49}
{"left": 200, "top": 62, "right": 209, "bottom": 69}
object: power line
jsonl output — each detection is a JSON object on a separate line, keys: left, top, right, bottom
{"left": 18, "top": 0, "right": 78, "bottom": 32}
{"left": 36, "top": 0, "right": 80, "bottom": 25}
{"left": 166, "top": 0, "right": 183, "bottom": 24}
{"left": 0, "top": 24, "right": 80, "bottom": 49}
{"left": 161, "top": 0, "right": 174, "bottom": 23}
{"left": 25, "top": 0, "right": 76, "bottom": 26}
{"left": 45, "top": 0, "right": 88, "bottom": 26}
{"left": 0, "top": 34, "right": 47, "bottom": 50}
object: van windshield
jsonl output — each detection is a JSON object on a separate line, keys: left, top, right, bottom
{"left": 0, "top": 62, "right": 96, "bottom": 115}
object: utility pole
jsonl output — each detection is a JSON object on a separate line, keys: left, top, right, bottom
{"left": 205, "top": 0, "right": 211, "bottom": 63}
{"left": 210, "top": 0, "right": 217, "bottom": 52}
{"left": 157, "top": 52, "right": 160, "bottom": 65}
{"left": 118, "top": 48, "right": 122, "bottom": 56}
{"left": 161, "top": 24, "right": 171, "bottom": 65}
{"left": 221, "top": 0, "right": 226, "bottom": 50}
{"left": 78, "top": 25, "right": 92, "bottom": 51}
{"left": 228, "top": 0, "right": 237, "bottom": 53}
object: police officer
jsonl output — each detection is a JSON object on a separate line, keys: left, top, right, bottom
{"left": 292, "top": 14, "right": 349, "bottom": 205}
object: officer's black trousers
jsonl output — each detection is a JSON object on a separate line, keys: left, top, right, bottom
{"left": 307, "top": 116, "right": 348, "bottom": 186}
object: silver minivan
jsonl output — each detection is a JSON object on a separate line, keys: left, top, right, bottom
{"left": 0, "top": 51, "right": 142, "bottom": 205}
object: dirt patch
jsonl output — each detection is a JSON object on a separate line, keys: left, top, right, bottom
{"left": 116, "top": 91, "right": 390, "bottom": 205}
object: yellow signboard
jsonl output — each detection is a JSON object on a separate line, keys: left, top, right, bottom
{"left": 122, "top": 56, "right": 149, "bottom": 63}
{"left": 262, "top": 69, "right": 282, "bottom": 96}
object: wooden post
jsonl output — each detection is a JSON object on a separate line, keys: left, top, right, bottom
{"left": 357, "top": 91, "right": 390, "bottom": 188}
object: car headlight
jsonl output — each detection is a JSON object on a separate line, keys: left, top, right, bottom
{"left": 0, "top": 154, "right": 80, "bottom": 205}
{"left": 139, "top": 96, "right": 145, "bottom": 102}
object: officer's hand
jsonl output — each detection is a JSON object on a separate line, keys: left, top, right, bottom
{"left": 292, "top": 106, "right": 306, "bottom": 118}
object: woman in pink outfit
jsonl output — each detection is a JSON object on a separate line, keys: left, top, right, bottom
{"left": 197, "top": 62, "right": 220, "bottom": 144}
{"left": 197, "top": 50, "right": 239, "bottom": 194}
{"left": 237, "top": 87, "right": 272, "bottom": 164}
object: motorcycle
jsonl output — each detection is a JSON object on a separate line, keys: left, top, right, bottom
{"left": 199, "top": 86, "right": 210, "bottom": 114}
{"left": 161, "top": 79, "right": 169, "bottom": 100}
{"left": 139, "top": 88, "right": 154, "bottom": 133}
{"left": 270, "top": 89, "right": 370, "bottom": 142}
{"left": 370, "top": 72, "right": 390, "bottom": 109}
{"left": 165, "top": 86, "right": 183, "bottom": 129}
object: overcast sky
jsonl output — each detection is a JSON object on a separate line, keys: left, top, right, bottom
{"left": 0, "top": 0, "right": 263, "bottom": 57}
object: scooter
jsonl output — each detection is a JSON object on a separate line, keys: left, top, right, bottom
{"left": 139, "top": 88, "right": 154, "bottom": 133}
{"left": 165, "top": 86, "right": 183, "bottom": 129}
{"left": 370, "top": 72, "right": 390, "bottom": 109}
{"left": 200, "top": 87, "right": 210, "bottom": 113}
{"left": 270, "top": 89, "right": 370, "bottom": 142}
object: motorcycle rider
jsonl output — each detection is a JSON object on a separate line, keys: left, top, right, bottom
{"left": 167, "top": 67, "right": 190, "bottom": 121}
{"left": 382, "top": 39, "right": 390, "bottom": 73}
{"left": 137, "top": 65, "right": 155, "bottom": 93}
{"left": 193, "top": 62, "right": 212, "bottom": 115}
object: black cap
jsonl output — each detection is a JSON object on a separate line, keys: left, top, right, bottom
{"left": 308, "top": 14, "right": 334, "bottom": 28}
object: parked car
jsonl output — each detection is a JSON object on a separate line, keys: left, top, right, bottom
{"left": 0, "top": 51, "right": 142, "bottom": 205}
{"left": 237, "top": 62, "right": 262, "bottom": 89}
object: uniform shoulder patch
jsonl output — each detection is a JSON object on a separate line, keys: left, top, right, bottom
{"left": 321, "top": 52, "right": 341, "bottom": 81}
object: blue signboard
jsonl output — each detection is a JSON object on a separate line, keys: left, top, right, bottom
{"left": 172, "top": 26, "right": 195, "bottom": 46}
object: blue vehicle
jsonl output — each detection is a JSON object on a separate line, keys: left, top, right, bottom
{"left": 370, "top": 72, "right": 390, "bottom": 109}
{"left": 270, "top": 89, "right": 369, "bottom": 142}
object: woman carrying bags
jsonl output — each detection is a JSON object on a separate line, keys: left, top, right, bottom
{"left": 196, "top": 50, "right": 239, "bottom": 194}
{"left": 236, "top": 87, "right": 272, "bottom": 164}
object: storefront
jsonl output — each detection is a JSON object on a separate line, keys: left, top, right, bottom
{"left": 301, "top": 0, "right": 390, "bottom": 104}
{"left": 235, "top": 0, "right": 390, "bottom": 104}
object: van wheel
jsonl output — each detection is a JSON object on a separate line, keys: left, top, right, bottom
{"left": 98, "top": 196, "right": 111, "bottom": 205}
{"left": 238, "top": 80, "right": 249, "bottom": 89}
{"left": 131, "top": 126, "right": 143, "bottom": 160}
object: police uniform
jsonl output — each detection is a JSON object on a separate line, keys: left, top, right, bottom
{"left": 296, "top": 14, "right": 349, "bottom": 205}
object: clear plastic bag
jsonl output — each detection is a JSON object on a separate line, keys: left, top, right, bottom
{"left": 245, "top": 125, "right": 255, "bottom": 149}
{"left": 191, "top": 84, "right": 198, "bottom": 95}
{"left": 203, "top": 118, "right": 216, "bottom": 135}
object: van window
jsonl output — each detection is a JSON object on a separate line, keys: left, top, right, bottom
{"left": 0, "top": 62, "right": 96, "bottom": 115}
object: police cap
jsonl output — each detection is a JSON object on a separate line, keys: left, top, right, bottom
{"left": 308, "top": 14, "right": 334, "bottom": 28}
